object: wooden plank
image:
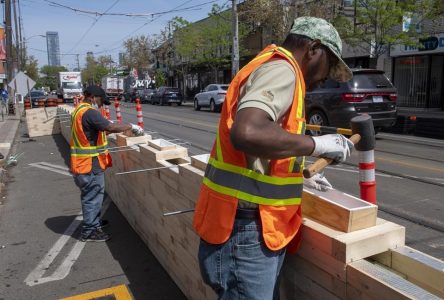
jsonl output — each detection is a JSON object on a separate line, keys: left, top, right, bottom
{"left": 283, "top": 255, "right": 346, "bottom": 299}
{"left": 282, "top": 261, "right": 341, "bottom": 300}
{"left": 332, "top": 220, "right": 405, "bottom": 263}
{"left": 149, "top": 139, "right": 177, "bottom": 151}
{"left": 302, "top": 187, "right": 377, "bottom": 232}
{"left": 139, "top": 144, "right": 188, "bottom": 162}
{"left": 347, "top": 259, "right": 441, "bottom": 300}
{"left": 191, "top": 154, "right": 210, "bottom": 171}
{"left": 26, "top": 107, "right": 61, "bottom": 137}
{"left": 388, "top": 246, "right": 444, "bottom": 298}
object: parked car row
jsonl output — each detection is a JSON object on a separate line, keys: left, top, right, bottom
{"left": 115, "top": 69, "right": 398, "bottom": 135}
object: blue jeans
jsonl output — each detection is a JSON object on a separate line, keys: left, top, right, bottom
{"left": 74, "top": 172, "right": 105, "bottom": 238}
{"left": 198, "top": 217, "right": 286, "bottom": 300}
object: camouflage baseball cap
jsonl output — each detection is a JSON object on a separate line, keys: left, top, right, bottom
{"left": 289, "top": 16, "right": 352, "bottom": 82}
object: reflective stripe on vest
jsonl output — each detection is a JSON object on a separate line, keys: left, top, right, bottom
{"left": 70, "top": 103, "right": 108, "bottom": 157}
{"left": 203, "top": 46, "right": 305, "bottom": 206}
{"left": 204, "top": 158, "right": 302, "bottom": 205}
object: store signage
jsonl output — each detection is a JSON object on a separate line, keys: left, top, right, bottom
{"left": 390, "top": 33, "right": 444, "bottom": 56}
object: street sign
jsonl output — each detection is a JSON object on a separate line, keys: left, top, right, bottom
{"left": 8, "top": 71, "right": 36, "bottom": 96}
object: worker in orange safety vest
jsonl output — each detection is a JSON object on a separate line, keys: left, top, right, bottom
{"left": 70, "top": 85, "right": 144, "bottom": 242}
{"left": 193, "top": 17, "right": 354, "bottom": 299}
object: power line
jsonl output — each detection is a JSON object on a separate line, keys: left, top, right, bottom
{"left": 65, "top": 0, "right": 120, "bottom": 55}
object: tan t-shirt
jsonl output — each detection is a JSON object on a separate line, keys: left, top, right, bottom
{"left": 236, "top": 58, "right": 297, "bottom": 208}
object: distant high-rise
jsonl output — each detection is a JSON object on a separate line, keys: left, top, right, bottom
{"left": 46, "top": 31, "right": 61, "bottom": 66}
{"left": 119, "top": 52, "right": 125, "bottom": 66}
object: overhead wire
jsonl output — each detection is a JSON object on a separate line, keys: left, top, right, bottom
{"left": 65, "top": 0, "right": 121, "bottom": 55}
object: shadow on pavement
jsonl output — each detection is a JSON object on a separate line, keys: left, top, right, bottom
{"left": 44, "top": 214, "right": 81, "bottom": 236}
{"left": 101, "top": 198, "right": 186, "bottom": 300}
{"left": 52, "top": 133, "right": 71, "bottom": 168}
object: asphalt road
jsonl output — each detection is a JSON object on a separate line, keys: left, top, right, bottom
{"left": 117, "top": 101, "right": 444, "bottom": 260}
{"left": 0, "top": 122, "right": 185, "bottom": 299}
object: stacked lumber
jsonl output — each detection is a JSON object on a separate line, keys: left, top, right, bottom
{"left": 48, "top": 108, "right": 443, "bottom": 300}
{"left": 25, "top": 107, "right": 63, "bottom": 137}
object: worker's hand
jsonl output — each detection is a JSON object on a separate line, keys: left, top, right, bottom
{"left": 304, "top": 173, "right": 332, "bottom": 192}
{"left": 130, "top": 124, "right": 144, "bottom": 136}
{"left": 311, "top": 134, "right": 353, "bottom": 164}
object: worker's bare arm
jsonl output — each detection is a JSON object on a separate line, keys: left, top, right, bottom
{"left": 230, "top": 107, "right": 315, "bottom": 159}
{"left": 105, "top": 123, "right": 132, "bottom": 133}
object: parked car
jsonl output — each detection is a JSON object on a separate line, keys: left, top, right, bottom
{"left": 28, "top": 90, "right": 47, "bottom": 107}
{"left": 305, "top": 69, "right": 397, "bottom": 134}
{"left": 194, "top": 84, "right": 229, "bottom": 112}
{"left": 139, "top": 88, "right": 156, "bottom": 103}
{"left": 151, "top": 87, "right": 183, "bottom": 106}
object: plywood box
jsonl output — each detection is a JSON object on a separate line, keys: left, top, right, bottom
{"left": 302, "top": 187, "right": 377, "bottom": 232}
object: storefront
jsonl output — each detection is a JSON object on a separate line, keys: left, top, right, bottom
{"left": 391, "top": 33, "right": 444, "bottom": 110}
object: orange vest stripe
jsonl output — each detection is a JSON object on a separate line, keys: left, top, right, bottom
{"left": 193, "top": 45, "right": 306, "bottom": 251}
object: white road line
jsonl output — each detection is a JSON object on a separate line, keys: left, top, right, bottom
{"left": 38, "top": 162, "right": 70, "bottom": 171}
{"left": 24, "top": 213, "right": 83, "bottom": 286}
{"left": 29, "top": 162, "right": 72, "bottom": 177}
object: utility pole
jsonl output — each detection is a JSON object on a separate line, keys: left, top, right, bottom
{"left": 12, "top": 0, "right": 20, "bottom": 70}
{"left": 5, "top": 0, "right": 14, "bottom": 98}
{"left": 231, "top": 0, "right": 239, "bottom": 78}
{"left": 17, "top": 0, "right": 24, "bottom": 69}
{"left": 76, "top": 54, "right": 80, "bottom": 71}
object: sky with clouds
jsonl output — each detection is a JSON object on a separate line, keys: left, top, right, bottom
{"left": 16, "top": 0, "right": 229, "bottom": 69}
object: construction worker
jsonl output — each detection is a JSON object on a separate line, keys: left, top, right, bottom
{"left": 193, "top": 17, "right": 353, "bottom": 299}
{"left": 70, "top": 85, "right": 144, "bottom": 242}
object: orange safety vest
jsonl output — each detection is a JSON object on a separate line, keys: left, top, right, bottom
{"left": 70, "top": 103, "right": 112, "bottom": 174}
{"left": 193, "top": 45, "right": 306, "bottom": 251}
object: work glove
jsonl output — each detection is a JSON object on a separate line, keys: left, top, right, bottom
{"left": 130, "top": 124, "right": 144, "bottom": 136}
{"left": 303, "top": 173, "right": 332, "bottom": 192}
{"left": 311, "top": 134, "right": 353, "bottom": 164}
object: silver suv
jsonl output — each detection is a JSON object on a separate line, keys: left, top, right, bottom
{"left": 194, "top": 84, "right": 229, "bottom": 112}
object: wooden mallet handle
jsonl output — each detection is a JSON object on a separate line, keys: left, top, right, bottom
{"left": 303, "top": 134, "right": 361, "bottom": 178}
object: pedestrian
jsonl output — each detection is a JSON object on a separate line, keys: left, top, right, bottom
{"left": 70, "top": 85, "right": 144, "bottom": 242}
{"left": 193, "top": 17, "right": 354, "bottom": 299}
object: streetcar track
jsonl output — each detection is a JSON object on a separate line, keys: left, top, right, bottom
{"left": 375, "top": 149, "right": 444, "bottom": 164}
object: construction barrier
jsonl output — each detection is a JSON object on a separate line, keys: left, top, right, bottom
{"left": 135, "top": 98, "right": 144, "bottom": 129}
{"left": 24, "top": 98, "right": 31, "bottom": 110}
{"left": 37, "top": 99, "right": 45, "bottom": 108}
{"left": 52, "top": 105, "right": 444, "bottom": 300}
{"left": 56, "top": 98, "right": 64, "bottom": 106}
{"left": 105, "top": 105, "right": 111, "bottom": 120}
{"left": 46, "top": 98, "right": 57, "bottom": 107}
{"left": 114, "top": 97, "right": 122, "bottom": 124}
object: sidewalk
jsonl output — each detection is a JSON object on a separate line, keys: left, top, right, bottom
{"left": 0, "top": 113, "right": 21, "bottom": 165}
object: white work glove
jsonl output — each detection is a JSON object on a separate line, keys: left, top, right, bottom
{"left": 311, "top": 134, "right": 353, "bottom": 164}
{"left": 130, "top": 124, "right": 144, "bottom": 136}
{"left": 304, "top": 173, "right": 332, "bottom": 192}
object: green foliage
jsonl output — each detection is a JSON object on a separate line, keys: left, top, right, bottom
{"left": 121, "top": 35, "right": 156, "bottom": 74}
{"left": 81, "top": 54, "right": 111, "bottom": 85}
{"left": 38, "top": 65, "right": 67, "bottom": 90}
{"left": 165, "top": 3, "right": 248, "bottom": 83}
{"left": 23, "top": 55, "right": 39, "bottom": 82}
{"left": 153, "top": 69, "right": 166, "bottom": 87}
{"left": 333, "top": 0, "right": 443, "bottom": 60}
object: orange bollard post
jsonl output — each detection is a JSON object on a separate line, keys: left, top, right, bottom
{"left": 135, "top": 98, "right": 144, "bottom": 129}
{"left": 114, "top": 97, "right": 122, "bottom": 124}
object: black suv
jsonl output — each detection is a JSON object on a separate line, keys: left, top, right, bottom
{"left": 151, "top": 87, "right": 183, "bottom": 106}
{"left": 305, "top": 69, "right": 397, "bottom": 134}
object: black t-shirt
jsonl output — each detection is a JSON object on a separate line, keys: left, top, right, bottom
{"left": 82, "top": 108, "right": 111, "bottom": 173}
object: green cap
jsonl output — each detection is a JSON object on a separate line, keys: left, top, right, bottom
{"left": 290, "top": 16, "right": 352, "bottom": 82}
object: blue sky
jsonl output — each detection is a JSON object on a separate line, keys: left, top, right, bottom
{"left": 18, "top": 0, "right": 229, "bottom": 69}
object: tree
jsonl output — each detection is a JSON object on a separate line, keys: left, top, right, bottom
{"left": 333, "top": 0, "right": 444, "bottom": 65}
{"left": 23, "top": 55, "right": 39, "bottom": 81}
{"left": 121, "top": 35, "right": 157, "bottom": 75}
{"left": 238, "top": 0, "right": 294, "bottom": 44}
{"left": 81, "top": 54, "right": 110, "bottom": 86}
{"left": 37, "top": 65, "right": 67, "bottom": 90}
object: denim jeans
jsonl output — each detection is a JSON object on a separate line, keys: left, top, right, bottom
{"left": 74, "top": 171, "right": 105, "bottom": 238}
{"left": 198, "top": 217, "right": 286, "bottom": 300}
